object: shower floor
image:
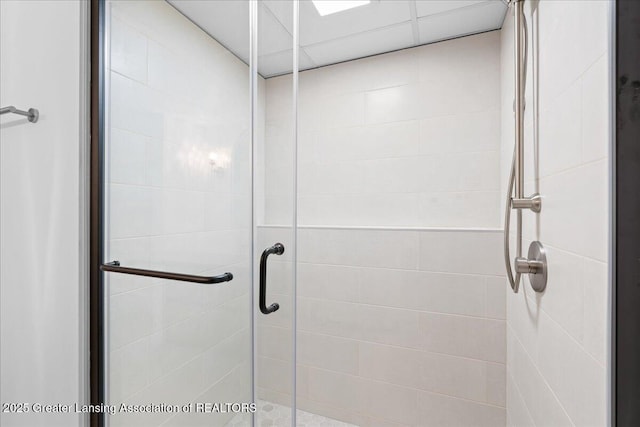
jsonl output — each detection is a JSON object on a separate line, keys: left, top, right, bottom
{"left": 225, "top": 400, "right": 357, "bottom": 427}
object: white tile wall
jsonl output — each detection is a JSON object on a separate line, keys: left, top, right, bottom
{"left": 258, "top": 25, "right": 506, "bottom": 427}
{"left": 263, "top": 31, "right": 502, "bottom": 228}
{"left": 107, "top": 2, "right": 253, "bottom": 426}
{"left": 258, "top": 226, "right": 506, "bottom": 427}
{"left": 501, "top": 1, "right": 610, "bottom": 426}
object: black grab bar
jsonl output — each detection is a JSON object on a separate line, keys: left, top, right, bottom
{"left": 259, "top": 243, "right": 284, "bottom": 314}
{"left": 101, "top": 261, "right": 233, "bottom": 284}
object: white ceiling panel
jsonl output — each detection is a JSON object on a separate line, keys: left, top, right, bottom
{"left": 417, "top": 1, "right": 507, "bottom": 44}
{"left": 415, "top": 0, "right": 486, "bottom": 17}
{"left": 258, "top": 5, "right": 294, "bottom": 56}
{"left": 304, "top": 22, "right": 414, "bottom": 68}
{"left": 168, "top": 0, "right": 250, "bottom": 62}
{"left": 263, "top": 0, "right": 295, "bottom": 34}
{"left": 167, "top": 0, "right": 508, "bottom": 78}
{"left": 299, "top": 0, "right": 412, "bottom": 46}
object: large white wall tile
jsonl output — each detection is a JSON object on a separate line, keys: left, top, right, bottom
{"left": 420, "top": 109, "right": 501, "bottom": 154}
{"left": 203, "top": 328, "right": 250, "bottom": 387}
{"left": 537, "top": 313, "right": 606, "bottom": 426}
{"left": 298, "top": 332, "right": 359, "bottom": 375}
{"left": 358, "top": 268, "right": 487, "bottom": 317}
{"left": 298, "top": 263, "right": 359, "bottom": 302}
{"left": 306, "top": 368, "right": 361, "bottom": 412}
{"left": 109, "top": 184, "right": 158, "bottom": 239}
{"left": 538, "top": 80, "right": 582, "bottom": 178}
{"left": 487, "top": 362, "right": 507, "bottom": 407}
{"left": 486, "top": 276, "right": 507, "bottom": 320}
{"left": 297, "top": 298, "right": 362, "bottom": 340}
{"left": 581, "top": 54, "right": 609, "bottom": 164}
{"left": 298, "top": 228, "right": 419, "bottom": 269}
{"left": 417, "top": 31, "right": 500, "bottom": 85}
{"left": 110, "top": 16, "right": 148, "bottom": 83}
{"left": 110, "top": 127, "right": 149, "bottom": 185}
{"left": 536, "top": 246, "right": 585, "bottom": 343}
{"left": 506, "top": 326, "right": 573, "bottom": 427}
{"left": 359, "top": 304, "right": 422, "bottom": 349}
{"left": 147, "top": 316, "right": 203, "bottom": 382}
{"left": 110, "top": 285, "right": 163, "bottom": 349}
{"left": 582, "top": 258, "right": 608, "bottom": 366}
{"left": 418, "top": 191, "right": 501, "bottom": 228}
{"left": 419, "top": 312, "right": 506, "bottom": 363}
{"left": 110, "top": 338, "right": 150, "bottom": 402}
{"left": 539, "top": 160, "right": 608, "bottom": 262}
{"left": 110, "top": 71, "right": 164, "bottom": 139}
{"left": 418, "top": 230, "right": 503, "bottom": 276}
{"left": 537, "top": 0, "right": 608, "bottom": 107}
{"left": 506, "top": 374, "right": 535, "bottom": 427}
{"left": 417, "top": 390, "right": 506, "bottom": 427}
{"left": 258, "top": 325, "right": 292, "bottom": 362}
{"left": 358, "top": 341, "right": 497, "bottom": 404}
{"left": 365, "top": 84, "right": 421, "bottom": 124}
{"left": 357, "top": 48, "right": 419, "bottom": 92}
{"left": 358, "top": 378, "right": 418, "bottom": 426}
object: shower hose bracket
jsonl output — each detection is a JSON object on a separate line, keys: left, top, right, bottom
{"left": 511, "top": 193, "right": 542, "bottom": 213}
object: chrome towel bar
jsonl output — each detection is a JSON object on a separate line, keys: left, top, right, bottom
{"left": 0, "top": 105, "right": 39, "bottom": 123}
{"left": 101, "top": 261, "right": 233, "bottom": 284}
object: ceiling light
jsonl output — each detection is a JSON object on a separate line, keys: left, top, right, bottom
{"left": 311, "top": 0, "right": 370, "bottom": 16}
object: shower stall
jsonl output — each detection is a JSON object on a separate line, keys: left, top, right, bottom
{"left": 92, "top": 0, "right": 612, "bottom": 426}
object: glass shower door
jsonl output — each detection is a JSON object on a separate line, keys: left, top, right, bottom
{"left": 254, "top": 0, "right": 298, "bottom": 425}
{"left": 103, "top": 1, "right": 254, "bottom": 426}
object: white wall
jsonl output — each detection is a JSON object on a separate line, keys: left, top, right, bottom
{"left": 500, "top": 2, "right": 610, "bottom": 426}
{"left": 105, "top": 2, "right": 253, "bottom": 426}
{"left": 0, "top": 1, "right": 87, "bottom": 427}
{"left": 261, "top": 31, "right": 507, "bottom": 426}
{"left": 265, "top": 31, "right": 502, "bottom": 229}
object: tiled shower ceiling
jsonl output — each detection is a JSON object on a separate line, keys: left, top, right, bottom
{"left": 168, "top": 0, "right": 508, "bottom": 77}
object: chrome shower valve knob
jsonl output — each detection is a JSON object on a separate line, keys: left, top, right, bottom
{"left": 514, "top": 241, "right": 548, "bottom": 292}
{"left": 515, "top": 257, "right": 543, "bottom": 274}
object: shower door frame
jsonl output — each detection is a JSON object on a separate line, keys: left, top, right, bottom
{"left": 613, "top": 0, "right": 640, "bottom": 425}
{"left": 89, "top": 0, "right": 106, "bottom": 425}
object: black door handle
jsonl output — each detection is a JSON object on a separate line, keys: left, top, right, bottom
{"left": 259, "top": 243, "right": 284, "bottom": 314}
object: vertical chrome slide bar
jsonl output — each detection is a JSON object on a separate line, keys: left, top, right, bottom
{"left": 504, "top": 0, "right": 548, "bottom": 293}
{"left": 510, "top": 1, "right": 541, "bottom": 214}
{"left": 514, "top": 0, "right": 524, "bottom": 201}
{"left": 514, "top": 0, "right": 525, "bottom": 278}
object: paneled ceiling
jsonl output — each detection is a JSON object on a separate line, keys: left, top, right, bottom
{"left": 168, "top": 0, "right": 508, "bottom": 78}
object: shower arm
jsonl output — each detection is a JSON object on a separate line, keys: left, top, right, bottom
{"left": 504, "top": 0, "right": 548, "bottom": 293}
